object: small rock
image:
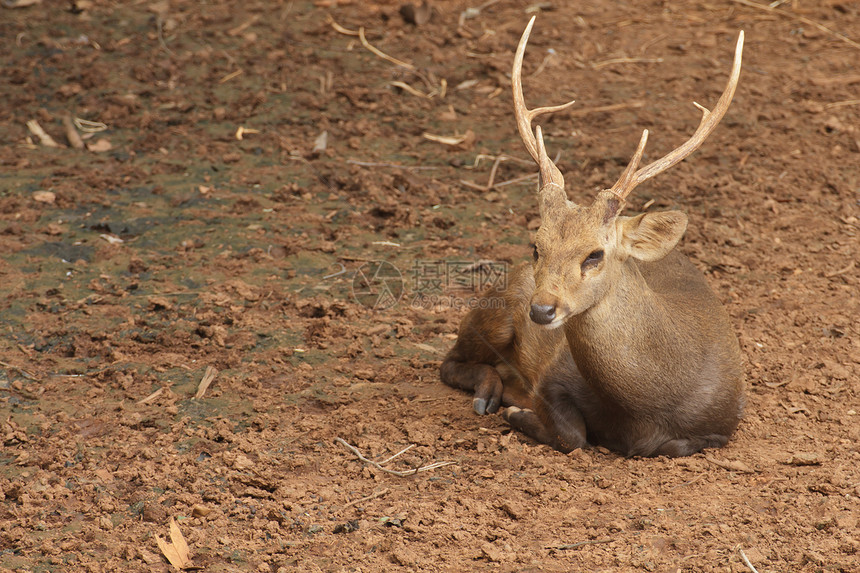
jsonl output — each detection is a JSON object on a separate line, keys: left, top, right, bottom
{"left": 87, "top": 138, "right": 112, "bottom": 152}
{"left": 804, "top": 550, "right": 827, "bottom": 566}
{"left": 140, "top": 549, "right": 162, "bottom": 564}
{"left": 400, "top": 1, "right": 432, "bottom": 26}
{"left": 784, "top": 452, "right": 822, "bottom": 466}
{"left": 333, "top": 519, "right": 359, "bottom": 534}
{"left": 391, "top": 544, "right": 419, "bottom": 566}
{"left": 191, "top": 504, "right": 211, "bottom": 518}
{"left": 499, "top": 500, "right": 524, "bottom": 520}
{"left": 481, "top": 542, "right": 503, "bottom": 562}
{"left": 141, "top": 502, "right": 168, "bottom": 523}
{"left": 354, "top": 369, "right": 375, "bottom": 381}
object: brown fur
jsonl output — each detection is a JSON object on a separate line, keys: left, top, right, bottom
{"left": 441, "top": 19, "right": 745, "bottom": 458}
{"left": 442, "top": 230, "right": 744, "bottom": 456}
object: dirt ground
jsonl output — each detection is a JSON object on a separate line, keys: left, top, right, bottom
{"left": 0, "top": 0, "right": 858, "bottom": 571}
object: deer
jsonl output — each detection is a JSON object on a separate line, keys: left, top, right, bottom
{"left": 440, "top": 17, "right": 745, "bottom": 458}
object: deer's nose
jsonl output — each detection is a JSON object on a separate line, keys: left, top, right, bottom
{"left": 529, "top": 303, "right": 557, "bottom": 325}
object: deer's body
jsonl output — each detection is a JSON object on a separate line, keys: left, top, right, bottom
{"left": 443, "top": 251, "right": 743, "bottom": 457}
{"left": 441, "top": 19, "right": 745, "bottom": 457}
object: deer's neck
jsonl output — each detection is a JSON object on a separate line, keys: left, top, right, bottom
{"left": 563, "top": 259, "right": 671, "bottom": 403}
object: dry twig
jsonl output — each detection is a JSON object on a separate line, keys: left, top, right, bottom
{"left": 388, "top": 80, "right": 431, "bottom": 99}
{"left": 460, "top": 154, "right": 507, "bottom": 191}
{"left": 26, "top": 120, "right": 62, "bottom": 148}
{"left": 62, "top": 114, "right": 84, "bottom": 149}
{"left": 704, "top": 454, "right": 755, "bottom": 473}
{"left": 341, "top": 488, "right": 390, "bottom": 511}
{"left": 2, "top": 0, "right": 43, "bottom": 7}
{"left": 0, "top": 360, "right": 39, "bottom": 381}
{"left": 824, "top": 99, "right": 860, "bottom": 110}
{"left": 731, "top": 0, "right": 860, "bottom": 50}
{"left": 345, "top": 159, "right": 440, "bottom": 170}
{"left": 328, "top": 16, "right": 415, "bottom": 70}
{"left": 568, "top": 101, "right": 645, "bottom": 117}
{"left": 358, "top": 27, "right": 414, "bottom": 69}
{"left": 736, "top": 546, "right": 760, "bottom": 573}
{"left": 219, "top": 70, "right": 243, "bottom": 83}
{"left": 592, "top": 57, "right": 663, "bottom": 70}
{"left": 549, "top": 538, "right": 613, "bottom": 550}
{"left": 824, "top": 260, "right": 855, "bottom": 278}
{"left": 138, "top": 387, "right": 165, "bottom": 405}
{"left": 194, "top": 366, "right": 218, "bottom": 399}
{"left": 335, "top": 437, "right": 456, "bottom": 477}
{"left": 460, "top": 151, "right": 561, "bottom": 191}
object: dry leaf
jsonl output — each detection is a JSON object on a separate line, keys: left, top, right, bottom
{"left": 32, "top": 190, "right": 56, "bottom": 204}
{"left": 705, "top": 455, "right": 755, "bottom": 473}
{"left": 422, "top": 129, "right": 475, "bottom": 150}
{"left": 156, "top": 517, "right": 192, "bottom": 570}
{"left": 312, "top": 130, "right": 328, "bottom": 154}
{"left": 412, "top": 342, "right": 439, "bottom": 354}
{"left": 100, "top": 233, "right": 124, "bottom": 245}
{"left": 2, "top": 0, "right": 43, "bottom": 8}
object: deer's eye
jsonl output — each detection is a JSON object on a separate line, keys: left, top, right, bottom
{"left": 581, "top": 250, "right": 604, "bottom": 270}
{"left": 532, "top": 244, "right": 539, "bottom": 261}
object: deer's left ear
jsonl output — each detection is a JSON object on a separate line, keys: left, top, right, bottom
{"left": 617, "top": 211, "right": 688, "bottom": 262}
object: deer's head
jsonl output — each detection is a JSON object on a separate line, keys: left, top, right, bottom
{"left": 512, "top": 17, "right": 743, "bottom": 327}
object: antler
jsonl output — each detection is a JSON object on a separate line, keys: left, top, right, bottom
{"left": 611, "top": 31, "right": 745, "bottom": 201}
{"left": 512, "top": 16, "right": 576, "bottom": 188}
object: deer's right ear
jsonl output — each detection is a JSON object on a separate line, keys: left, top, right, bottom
{"left": 617, "top": 211, "right": 688, "bottom": 262}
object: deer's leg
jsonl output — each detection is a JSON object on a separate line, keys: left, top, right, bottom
{"left": 501, "top": 406, "right": 555, "bottom": 445}
{"left": 649, "top": 434, "right": 730, "bottom": 458}
{"left": 440, "top": 360, "right": 505, "bottom": 415}
{"left": 440, "top": 294, "right": 525, "bottom": 415}
{"left": 502, "top": 363, "right": 588, "bottom": 453}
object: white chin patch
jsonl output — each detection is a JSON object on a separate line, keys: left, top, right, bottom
{"left": 541, "top": 317, "right": 565, "bottom": 330}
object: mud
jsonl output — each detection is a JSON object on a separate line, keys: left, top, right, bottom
{"left": 1, "top": 1, "right": 858, "bottom": 571}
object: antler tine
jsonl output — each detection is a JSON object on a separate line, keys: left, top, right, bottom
{"left": 609, "top": 129, "right": 649, "bottom": 199}
{"left": 512, "top": 16, "right": 577, "bottom": 187}
{"left": 613, "top": 30, "right": 744, "bottom": 201}
{"left": 534, "top": 125, "right": 561, "bottom": 194}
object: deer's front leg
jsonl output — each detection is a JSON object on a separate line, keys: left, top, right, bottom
{"left": 502, "top": 362, "right": 588, "bottom": 453}
{"left": 440, "top": 360, "right": 505, "bottom": 415}
{"left": 441, "top": 297, "right": 534, "bottom": 415}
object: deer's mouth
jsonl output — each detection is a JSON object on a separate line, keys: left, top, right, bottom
{"left": 539, "top": 314, "right": 567, "bottom": 330}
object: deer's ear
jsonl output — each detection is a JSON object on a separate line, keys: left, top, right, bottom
{"left": 617, "top": 211, "right": 688, "bottom": 262}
